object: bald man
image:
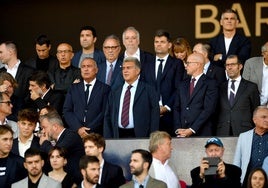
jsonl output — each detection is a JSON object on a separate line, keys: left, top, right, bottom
{"left": 174, "top": 53, "right": 219, "bottom": 137}
{"left": 48, "top": 43, "right": 81, "bottom": 95}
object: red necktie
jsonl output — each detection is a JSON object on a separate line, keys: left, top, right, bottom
{"left": 189, "top": 78, "right": 196, "bottom": 96}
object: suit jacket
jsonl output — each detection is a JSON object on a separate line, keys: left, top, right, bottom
{"left": 205, "top": 62, "right": 226, "bottom": 86}
{"left": 25, "top": 88, "right": 65, "bottom": 116}
{"left": 141, "top": 55, "right": 184, "bottom": 135}
{"left": 11, "top": 174, "right": 61, "bottom": 188}
{"left": 40, "top": 128, "right": 85, "bottom": 184}
{"left": 191, "top": 163, "right": 241, "bottom": 188}
{"left": 101, "top": 161, "right": 125, "bottom": 188}
{"left": 63, "top": 80, "right": 110, "bottom": 135}
{"left": 24, "top": 55, "right": 59, "bottom": 73}
{"left": 0, "top": 152, "right": 27, "bottom": 188}
{"left": 216, "top": 78, "right": 260, "bottom": 136}
{"left": 120, "top": 176, "right": 167, "bottom": 188}
{"left": 104, "top": 80, "right": 159, "bottom": 138}
{"left": 233, "top": 129, "right": 254, "bottom": 183}
{"left": 77, "top": 182, "right": 103, "bottom": 188}
{"left": 173, "top": 74, "right": 218, "bottom": 136}
{"left": 209, "top": 32, "right": 251, "bottom": 67}
{"left": 96, "top": 58, "right": 124, "bottom": 90}
{"left": 71, "top": 49, "right": 105, "bottom": 67}
{"left": 242, "top": 56, "right": 264, "bottom": 94}
{"left": 0, "top": 62, "right": 34, "bottom": 121}
{"left": 11, "top": 135, "right": 40, "bottom": 156}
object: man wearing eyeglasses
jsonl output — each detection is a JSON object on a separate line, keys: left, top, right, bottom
{"left": 0, "top": 92, "right": 18, "bottom": 138}
{"left": 48, "top": 43, "right": 81, "bottom": 95}
{"left": 96, "top": 35, "right": 124, "bottom": 90}
{"left": 174, "top": 53, "right": 218, "bottom": 137}
{"left": 216, "top": 55, "right": 260, "bottom": 136}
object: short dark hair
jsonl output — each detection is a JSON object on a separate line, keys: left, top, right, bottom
{"left": 79, "top": 155, "right": 99, "bottom": 170}
{"left": 35, "top": 34, "right": 51, "bottom": 47}
{"left": 132, "top": 149, "right": 153, "bottom": 170}
{"left": 18, "top": 108, "right": 39, "bottom": 124}
{"left": 226, "top": 54, "right": 241, "bottom": 64}
{"left": 1, "top": 41, "right": 17, "bottom": 55}
{"left": 83, "top": 133, "right": 106, "bottom": 152}
{"left": 24, "top": 148, "right": 43, "bottom": 161}
{"left": 154, "top": 29, "right": 171, "bottom": 42}
{"left": 29, "top": 71, "right": 51, "bottom": 89}
{"left": 0, "top": 124, "right": 14, "bottom": 136}
{"left": 80, "top": 26, "right": 97, "bottom": 38}
{"left": 48, "top": 146, "right": 67, "bottom": 159}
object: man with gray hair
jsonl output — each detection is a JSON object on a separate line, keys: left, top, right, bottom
{"left": 243, "top": 42, "right": 268, "bottom": 106}
{"left": 39, "top": 112, "right": 84, "bottom": 184}
{"left": 104, "top": 57, "right": 159, "bottom": 138}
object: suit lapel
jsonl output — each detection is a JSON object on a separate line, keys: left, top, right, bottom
{"left": 78, "top": 82, "right": 87, "bottom": 104}
{"left": 88, "top": 81, "right": 100, "bottom": 105}
{"left": 38, "top": 174, "right": 47, "bottom": 188}
{"left": 254, "top": 58, "right": 263, "bottom": 86}
{"left": 97, "top": 62, "right": 107, "bottom": 83}
{"left": 161, "top": 56, "right": 171, "bottom": 80}
{"left": 232, "top": 79, "right": 247, "bottom": 106}
{"left": 133, "top": 81, "right": 144, "bottom": 105}
{"left": 190, "top": 74, "right": 205, "bottom": 99}
{"left": 111, "top": 59, "right": 122, "bottom": 84}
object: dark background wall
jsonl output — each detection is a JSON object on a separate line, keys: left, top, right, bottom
{"left": 0, "top": 0, "right": 267, "bottom": 61}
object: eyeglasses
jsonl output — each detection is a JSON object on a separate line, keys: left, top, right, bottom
{"left": 0, "top": 101, "right": 12, "bottom": 105}
{"left": 103, "top": 46, "right": 119, "bottom": 50}
{"left": 57, "top": 50, "right": 72, "bottom": 54}
{"left": 225, "top": 63, "right": 239, "bottom": 67}
{"left": 185, "top": 61, "right": 198, "bottom": 66}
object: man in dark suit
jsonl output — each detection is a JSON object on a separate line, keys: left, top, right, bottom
{"left": 209, "top": 9, "right": 251, "bottom": 68}
{"left": 11, "top": 109, "right": 40, "bottom": 157}
{"left": 24, "top": 34, "right": 58, "bottom": 73}
{"left": 0, "top": 125, "right": 27, "bottom": 188}
{"left": 141, "top": 30, "right": 184, "bottom": 136}
{"left": 83, "top": 133, "right": 125, "bottom": 188}
{"left": 121, "top": 26, "right": 154, "bottom": 67}
{"left": 78, "top": 155, "right": 103, "bottom": 188}
{"left": 191, "top": 137, "right": 241, "bottom": 188}
{"left": 72, "top": 25, "right": 105, "bottom": 67}
{"left": 39, "top": 112, "right": 85, "bottom": 184}
{"left": 97, "top": 35, "right": 124, "bottom": 90}
{"left": 216, "top": 55, "right": 260, "bottom": 136}
{"left": 63, "top": 57, "right": 110, "bottom": 137}
{"left": 193, "top": 43, "right": 226, "bottom": 86}
{"left": 0, "top": 41, "right": 34, "bottom": 121}
{"left": 104, "top": 57, "right": 159, "bottom": 138}
{"left": 25, "top": 71, "right": 65, "bottom": 116}
{"left": 174, "top": 53, "right": 218, "bottom": 137}
{"left": 120, "top": 149, "right": 167, "bottom": 188}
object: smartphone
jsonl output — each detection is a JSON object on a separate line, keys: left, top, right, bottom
{"left": 203, "top": 157, "right": 221, "bottom": 175}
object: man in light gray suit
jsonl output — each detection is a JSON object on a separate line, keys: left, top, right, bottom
{"left": 243, "top": 42, "right": 268, "bottom": 106}
{"left": 233, "top": 106, "right": 268, "bottom": 188}
{"left": 120, "top": 149, "right": 167, "bottom": 188}
{"left": 12, "top": 148, "right": 61, "bottom": 188}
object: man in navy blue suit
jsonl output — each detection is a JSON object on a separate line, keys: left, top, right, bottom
{"left": 174, "top": 53, "right": 218, "bottom": 137}
{"left": 96, "top": 35, "right": 124, "bottom": 90}
{"left": 104, "top": 57, "right": 159, "bottom": 138}
{"left": 39, "top": 111, "right": 85, "bottom": 184}
{"left": 209, "top": 9, "right": 251, "bottom": 68}
{"left": 63, "top": 57, "right": 110, "bottom": 137}
{"left": 72, "top": 26, "right": 105, "bottom": 68}
{"left": 141, "top": 30, "right": 184, "bottom": 136}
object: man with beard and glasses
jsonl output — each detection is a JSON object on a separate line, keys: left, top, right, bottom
{"left": 79, "top": 155, "right": 103, "bottom": 188}
{"left": 11, "top": 148, "right": 61, "bottom": 188}
{"left": 120, "top": 149, "right": 167, "bottom": 188}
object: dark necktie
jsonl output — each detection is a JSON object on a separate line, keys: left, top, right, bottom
{"left": 121, "top": 85, "right": 132, "bottom": 128}
{"left": 189, "top": 77, "right": 196, "bottom": 96}
{"left": 106, "top": 64, "right": 113, "bottom": 85}
{"left": 229, "top": 80, "right": 236, "bottom": 106}
{"left": 139, "top": 185, "right": 144, "bottom": 188}
{"left": 156, "top": 59, "right": 164, "bottom": 96}
{"left": 85, "top": 84, "right": 91, "bottom": 103}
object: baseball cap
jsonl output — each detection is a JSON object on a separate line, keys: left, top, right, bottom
{"left": 205, "top": 137, "right": 224, "bottom": 148}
